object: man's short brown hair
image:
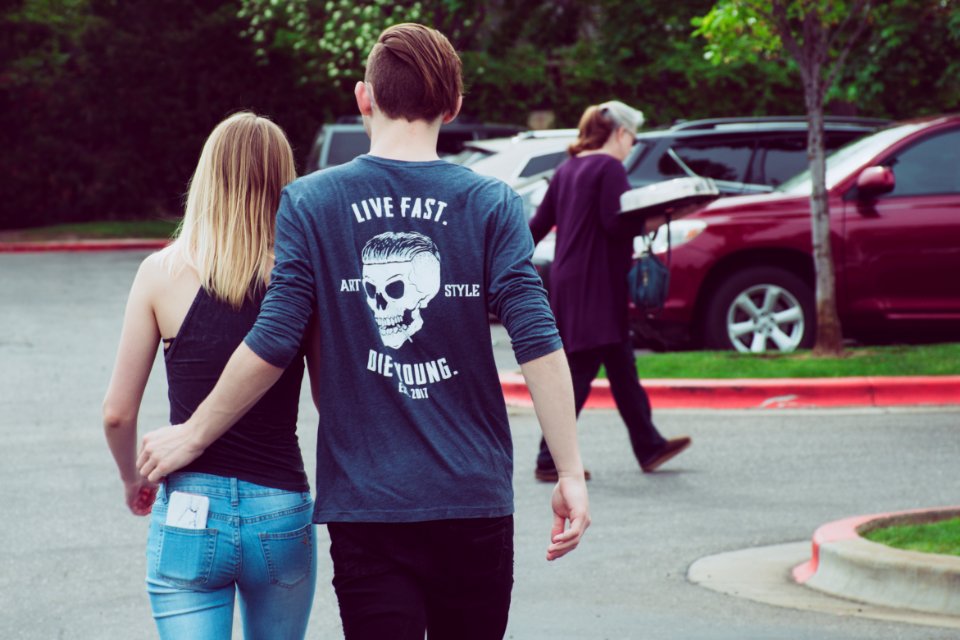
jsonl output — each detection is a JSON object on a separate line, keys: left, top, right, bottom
{"left": 365, "top": 23, "right": 463, "bottom": 123}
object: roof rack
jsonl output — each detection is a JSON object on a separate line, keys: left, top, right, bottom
{"left": 670, "top": 116, "right": 890, "bottom": 131}
{"left": 512, "top": 128, "right": 579, "bottom": 141}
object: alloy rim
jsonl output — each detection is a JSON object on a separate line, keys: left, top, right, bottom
{"left": 725, "top": 284, "right": 805, "bottom": 353}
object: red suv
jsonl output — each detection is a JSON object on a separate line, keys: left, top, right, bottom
{"left": 640, "top": 115, "right": 960, "bottom": 352}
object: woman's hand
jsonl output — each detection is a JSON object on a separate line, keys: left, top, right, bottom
{"left": 123, "top": 478, "right": 158, "bottom": 516}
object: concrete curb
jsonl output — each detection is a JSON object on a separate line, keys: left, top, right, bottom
{"left": 0, "top": 239, "right": 169, "bottom": 253}
{"left": 499, "top": 373, "right": 960, "bottom": 409}
{"left": 793, "top": 507, "right": 960, "bottom": 616}
{"left": 689, "top": 541, "right": 960, "bottom": 630}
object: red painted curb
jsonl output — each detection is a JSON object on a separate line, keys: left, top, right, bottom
{"left": 791, "top": 506, "right": 960, "bottom": 585}
{"left": 792, "top": 514, "right": 874, "bottom": 584}
{"left": 500, "top": 373, "right": 960, "bottom": 410}
{"left": 0, "top": 239, "right": 169, "bottom": 253}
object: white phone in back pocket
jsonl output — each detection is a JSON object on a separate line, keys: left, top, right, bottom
{"left": 165, "top": 491, "right": 210, "bottom": 529}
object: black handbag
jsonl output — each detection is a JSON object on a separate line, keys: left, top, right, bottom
{"left": 628, "top": 218, "right": 671, "bottom": 314}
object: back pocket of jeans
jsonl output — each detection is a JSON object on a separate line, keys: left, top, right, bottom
{"left": 156, "top": 525, "right": 218, "bottom": 586}
{"left": 259, "top": 523, "right": 314, "bottom": 589}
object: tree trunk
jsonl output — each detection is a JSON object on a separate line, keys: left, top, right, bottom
{"left": 806, "top": 92, "right": 844, "bottom": 356}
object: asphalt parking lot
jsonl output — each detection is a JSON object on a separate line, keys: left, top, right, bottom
{"left": 2, "top": 250, "right": 959, "bottom": 639}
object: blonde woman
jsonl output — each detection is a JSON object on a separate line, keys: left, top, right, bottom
{"left": 103, "top": 112, "right": 316, "bottom": 639}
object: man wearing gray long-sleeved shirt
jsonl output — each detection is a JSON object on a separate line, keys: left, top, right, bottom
{"left": 138, "top": 23, "right": 589, "bottom": 639}
{"left": 245, "top": 154, "right": 560, "bottom": 524}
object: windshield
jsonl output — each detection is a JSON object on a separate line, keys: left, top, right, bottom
{"left": 777, "top": 123, "right": 927, "bottom": 194}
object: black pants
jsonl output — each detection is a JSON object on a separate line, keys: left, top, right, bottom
{"left": 328, "top": 516, "right": 514, "bottom": 640}
{"left": 537, "top": 340, "right": 666, "bottom": 470}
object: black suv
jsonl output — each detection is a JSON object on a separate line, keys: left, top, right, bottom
{"left": 304, "top": 117, "right": 523, "bottom": 173}
{"left": 624, "top": 116, "right": 889, "bottom": 194}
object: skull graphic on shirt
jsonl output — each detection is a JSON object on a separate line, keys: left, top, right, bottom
{"left": 361, "top": 232, "right": 441, "bottom": 349}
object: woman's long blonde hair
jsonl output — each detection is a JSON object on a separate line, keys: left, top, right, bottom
{"left": 170, "top": 112, "right": 296, "bottom": 308}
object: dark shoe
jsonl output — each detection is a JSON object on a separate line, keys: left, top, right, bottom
{"left": 534, "top": 467, "right": 592, "bottom": 482}
{"left": 640, "top": 437, "right": 691, "bottom": 473}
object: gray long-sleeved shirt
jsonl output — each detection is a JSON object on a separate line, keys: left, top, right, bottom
{"left": 245, "top": 154, "right": 562, "bottom": 523}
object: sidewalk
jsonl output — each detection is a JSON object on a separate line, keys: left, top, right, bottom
{"left": 692, "top": 506, "right": 960, "bottom": 629}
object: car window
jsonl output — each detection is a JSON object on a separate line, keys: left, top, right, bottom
{"left": 517, "top": 151, "right": 568, "bottom": 178}
{"left": 671, "top": 139, "right": 753, "bottom": 182}
{"left": 753, "top": 136, "right": 807, "bottom": 187}
{"left": 824, "top": 132, "right": 865, "bottom": 151}
{"left": 884, "top": 128, "right": 960, "bottom": 196}
{"left": 625, "top": 140, "right": 668, "bottom": 183}
{"left": 327, "top": 130, "right": 370, "bottom": 166}
{"left": 656, "top": 149, "right": 687, "bottom": 178}
{"left": 778, "top": 123, "right": 928, "bottom": 194}
{"left": 753, "top": 132, "right": 867, "bottom": 188}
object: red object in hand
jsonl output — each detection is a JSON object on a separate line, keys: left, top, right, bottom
{"left": 134, "top": 487, "right": 157, "bottom": 515}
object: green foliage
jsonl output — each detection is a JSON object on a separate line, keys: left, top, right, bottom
{"left": 5, "top": 0, "right": 959, "bottom": 228}
{"left": 317, "top": 1, "right": 425, "bottom": 79}
{"left": 233, "top": 0, "right": 796, "bottom": 128}
{"left": 693, "top": 0, "right": 960, "bottom": 118}
{"left": 1, "top": 0, "right": 90, "bottom": 89}
{"left": 238, "top": 0, "right": 428, "bottom": 88}
{"left": 1, "top": 0, "right": 329, "bottom": 229}
{"left": 459, "top": 47, "right": 551, "bottom": 123}
{"left": 840, "top": 0, "right": 960, "bottom": 117}
{"left": 693, "top": 1, "right": 783, "bottom": 65}
{"left": 1, "top": 0, "right": 93, "bottom": 228}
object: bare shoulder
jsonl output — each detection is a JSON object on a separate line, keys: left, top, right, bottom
{"left": 133, "top": 245, "right": 199, "bottom": 301}
{"left": 134, "top": 245, "right": 202, "bottom": 336}
{"left": 139, "top": 247, "right": 169, "bottom": 273}
{"left": 134, "top": 247, "right": 178, "bottom": 293}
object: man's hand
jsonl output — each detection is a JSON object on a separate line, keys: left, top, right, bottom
{"left": 123, "top": 478, "right": 157, "bottom": 516}
{"left": 547, "top": 474, "right": 590, "bottom": 561}
{"left": 137, "top": 424, "right": 205, "bottom": 483}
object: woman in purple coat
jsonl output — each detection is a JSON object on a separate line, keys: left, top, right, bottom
{"left": 530, "top": 101, "right": 691, "bottom": 481}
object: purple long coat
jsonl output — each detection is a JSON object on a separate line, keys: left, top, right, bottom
{"left": 530, "top": 153, "right": 648, "bottom": 353}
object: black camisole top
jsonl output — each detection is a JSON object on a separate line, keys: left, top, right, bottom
{"left": 164, "top": 287, "right": 309, "bottom": 492}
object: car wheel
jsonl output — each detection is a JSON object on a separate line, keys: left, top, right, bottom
{"left": 702, "top": 267, "right": 814, "bottom": 353}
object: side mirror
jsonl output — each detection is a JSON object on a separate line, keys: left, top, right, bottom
{"left": 857, "top": 166, "right": 895, "bottom": 199}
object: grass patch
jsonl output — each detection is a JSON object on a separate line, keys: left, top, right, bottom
{"left": 1, "top": 219, "right": 180, "bottom": 240}
{"left": 609, "top": 343, "right": 960, "bottom": 378}
{"left": 864, "top": 518, "right": 960, "bottom": 557}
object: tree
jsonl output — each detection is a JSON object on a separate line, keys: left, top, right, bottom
{"left": 0, "top": 0, "right": 92, "bottom": 228}
{"left": 695, "top": 0, "right": 877, "bottom": 356}
{"left": 1, "top": 0, "right": 327, "bottom": 229}
{"left": 236, "top": 0, "right": 556, "bottom": 121}
{"left": 838, "top": 0, "right": 960, "bottom": 118}
{"left": 8, "top": 0, "right": 956, "bottom": 229}
{"left": 235, "top": 0, "right": 808, "bottom": 128}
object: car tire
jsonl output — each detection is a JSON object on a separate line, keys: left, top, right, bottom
{"left": 702, "top": 266, "right": 814, "bottom": 353}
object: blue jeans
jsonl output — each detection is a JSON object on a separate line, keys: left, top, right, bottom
{"left": 146, "top": 473, "right": 316, "bottom": 640}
